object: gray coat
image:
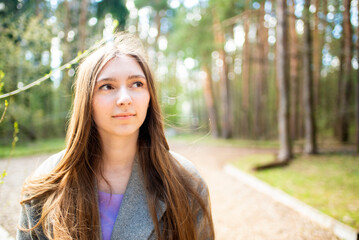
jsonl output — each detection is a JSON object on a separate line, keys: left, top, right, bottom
{"left": 16, "top": 151, "right": 211, "bottom": 240}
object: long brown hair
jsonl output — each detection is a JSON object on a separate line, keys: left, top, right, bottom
{"left": 20, "top": 32, "right": 214, "bottom": 239}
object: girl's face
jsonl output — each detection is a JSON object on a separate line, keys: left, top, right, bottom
{"left": 92, "top": 55, "right": 150, "bottom": 140}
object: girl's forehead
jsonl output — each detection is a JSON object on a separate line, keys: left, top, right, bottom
{"left": 98, "top": 56, "right": 145, "bottom": 77}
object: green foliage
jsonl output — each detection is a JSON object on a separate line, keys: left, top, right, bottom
{"left": 210, "top": 0, "right": 244, "bottom": 21}
{"left": 96, "top": 0, "right": 129, "bottom": 29}
{"left": 135, "top": 0, "right": 168, "bottom": 11}
{"left": 0, "top": 72, "right": 7, "bottom": 124}
{"left": 10, "top": 121, "right": 19, "bottom": 155}
{"left": 0, "top": 170, "right": 7, "bottom": 184}
{"left": 0, "top": 8, "right": 54, "bottom": 141}
{"left": 167, "top": 6, "right": 214, "bottom": 66}
{"left": 233, "top": 153, "right": 359, "bottom": 229}
{"left": 0, "top": 70, "right": 4, "bottom": 93}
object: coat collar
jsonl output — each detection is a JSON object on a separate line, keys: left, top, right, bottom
{"left": 111, "top": 159, "right": 166, "bottom": 240}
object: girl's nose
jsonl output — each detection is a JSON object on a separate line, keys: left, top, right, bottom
{"left": 116, "top": 87, "right": 132, "bottom": 106}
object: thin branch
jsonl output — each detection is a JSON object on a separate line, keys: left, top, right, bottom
{"left": 0, "top": 38, "right": 108, "bottom": 100}
{"left": 0, "top": 100, "right": 8, "bottom": 123}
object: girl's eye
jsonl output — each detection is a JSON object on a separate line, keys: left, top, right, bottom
{"left": 132, "top": 81, "right": 144, "bottom": 88}
{"left": 99, "top": 84, "right": 113, "bottom": 90}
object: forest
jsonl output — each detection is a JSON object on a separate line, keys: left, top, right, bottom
{"left": 0, "top": 0, "right": 358, "bottom": 161}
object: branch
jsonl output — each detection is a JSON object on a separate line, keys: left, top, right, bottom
{"left": 0, "top": 100, "right": 8, "bottom": 123}
{"left": 0, "top": 38, "right": 108, "bottom": 100}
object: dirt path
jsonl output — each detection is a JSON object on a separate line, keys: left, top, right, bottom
{"left": 0, "top": 141, "right": 338, "bottom": 239}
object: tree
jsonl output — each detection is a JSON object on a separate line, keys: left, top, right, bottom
{"left": 78, "top": 0, "right": 89, "bottom": 52}
{"left": 253, "top": 0, "right": 269, "bottom": 139}
{"left": 212, "top": 6, "right": 232, "bottom": 138}
{"left": 275, "top": 0, "right": 292, "bottom": 162}
{"left": 96, "top": 0, "right": 128, "bottom": 30}
{"left": 241, "top": 0, "right": 251, "bottom": 138}
{"left": 337, "top": 0, "right": 352, "bottom": 143}
{"left": 202, "top": 65, "right": 219, "bottom": 137}
{"left": 302, "top": 0, "right": 317, "bottom": 154}
{"left": 0, "top": 2, "right": 54, "bottom": 142}
{"left": 312, "top": 0, "right": 321, "bottom": 106}
{"left": 357, "top": 2, "right": 359, "bottom": 153}
{"left": 135, "top": 0, "right": 168, "bottom": 44}
{"left": 167, "top": 6, "right": 219, "bottom": 135}
{"left": 288, "top": 0, "right": 300, "bottom": 140}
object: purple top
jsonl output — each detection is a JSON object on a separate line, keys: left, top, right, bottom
{"left": 98, "top": 191, "right": 124, "bottom": 240}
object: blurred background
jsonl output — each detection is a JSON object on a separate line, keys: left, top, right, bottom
{"left": 0, "top": 0, "right": 358, "bottom": 238}
{"left": 0, "top": 0, "right": 358, "bottom": 146}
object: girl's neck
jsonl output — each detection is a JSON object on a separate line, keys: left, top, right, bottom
{"left": 97, "top": 133, "right": 138, "bottom": 194}
{"left": 100, "top": 132, "right": 138, "bottom": 171}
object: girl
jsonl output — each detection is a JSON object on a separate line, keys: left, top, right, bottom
{"left": 17, "top": 32, "right": 214, "bottom": 240}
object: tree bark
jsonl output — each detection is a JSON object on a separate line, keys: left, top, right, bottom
{"left": 288, "top": 0, "right": 300, "bottom": 140}
{"left": 254, "top": 2, "right": 268, "bottom": 139}
{"left": 357, "top": 2, "right": 359, "bottom": 153}
{"left": 61, "top": 0, "right": 71, "bottom": 91}
{"left": 276, "top": 0, "right": 292, "bottom": 161}
{"left": 338, "top": 0, "right": 352, "bottom": 142}
{"left": 312, "top": 0, "right": 321, "bottom": 107}
{"left": 242, "top": 3, "right": 250, "bottom": 138}
{"left": 78, "top": 0, "right": 88, "bottom": 52}
{"left": 303, "top": 0, "right": 318, "bottom": 154}
{"left": 212, "top": 8, "right": 232, "bottom": 138}
{"left": 203, "top": 65, "right": 219, "bottom": 138}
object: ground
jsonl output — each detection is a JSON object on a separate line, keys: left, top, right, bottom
{"left": 0, "top": 140, "right": 338, "bottom": 239}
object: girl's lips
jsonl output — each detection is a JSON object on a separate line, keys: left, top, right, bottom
{"left": 112, "top": 113, "right": 136, "bottom": 119}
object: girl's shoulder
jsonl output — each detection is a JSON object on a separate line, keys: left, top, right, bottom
{"left": 32, "top": 150, "right": 65, "bottom": 177}
{"left": 169, "top": 150, "right": 204, "bottom": 183}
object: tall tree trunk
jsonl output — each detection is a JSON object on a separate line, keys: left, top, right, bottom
{"left": 203, "top": 65, "right": 219, "bottom": 138}
{"left": 338, "top": 0, "right": 352, "bottom": 142}
{"left": 288, "top": 0, "right": 300, "bottom": 140}
{"left": 78, "top": 0, "right": 88, "bottom": 52}
{"left": 242, "top": 3, "right": 250, "bottom": 138}
{"left": 303, "top": 0, "right": 317, "bottom": 154}
{"left": 212, "top": 8, "right": 232, "bottom": 138}
{"left": 312, "top": 0, "right": 321, "bottom": 107}
{"left": 356, "top": 2, "right": 359, "bottom": 153}
{"left": 61, "top": 0, "right": 71, "bottom": 91}
{"left": 254, "top": 2, "right": 268, "bottom": 139}
{"left": 276, "top": 0, "right": 292, "bottom": 161}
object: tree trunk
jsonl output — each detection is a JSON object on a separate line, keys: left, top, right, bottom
{"left": 212, "top": 8, "right": 232, "bottom": 138}
{"left": 357, "top": 2, "right": 359, "bottom": 153}
{"left": 338, "top": 0, "right": 352, "bottom": 142}
{"left": 78, "top": 0, "right": 88, "bottom": 52}
{"left": 276, "top": 0, "right": 292, "bottom": 162}
{"left": 312, "top": 0, "right": 321, "bottom": 107}
{"left": 303, "top": 0, "right": 318, "bottom": 154}
{"left": 254, "top": 2, "right": 268, "bottom": 139}
{"left": 288, "top": 0, "right": 300, "bottom": 140}
{"left": 203, "top": 65, "right": 219, "bottom": 138}
{"left": 242, "top": 4, "right": 250, "bottom": 138}
{"left": 61, "top": 0, "right": 71, "bottom": 91}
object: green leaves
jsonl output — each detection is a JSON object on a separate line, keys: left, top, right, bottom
{"left": 0, "top": 170, "right": 7, "bottom": 184}
{"left": 0, "top": 70, "right": 4, "bottom": 94}
{"left": 10, "top": 121, "right": 19, "bottom": 155}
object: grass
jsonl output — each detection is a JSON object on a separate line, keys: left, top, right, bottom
{"left": 232, "top": 153, "right": 359, "bottom": 230}
{"left": 0, "top": 138, "right": 65, "bottom": 158}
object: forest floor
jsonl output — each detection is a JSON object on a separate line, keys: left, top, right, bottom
{"left": 0, "top": 140, "right": 339, "bottom": 239}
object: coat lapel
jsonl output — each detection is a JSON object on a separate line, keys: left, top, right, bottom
{"left": 111, "top": 159, "right": 166, "bottom": 240}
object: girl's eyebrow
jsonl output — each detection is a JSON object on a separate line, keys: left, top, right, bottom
{"left": 96, "top": 74, "right": 146, "bottom": 83}
{"left": 128, "top": 74, "right": 146, "bottom": 80}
